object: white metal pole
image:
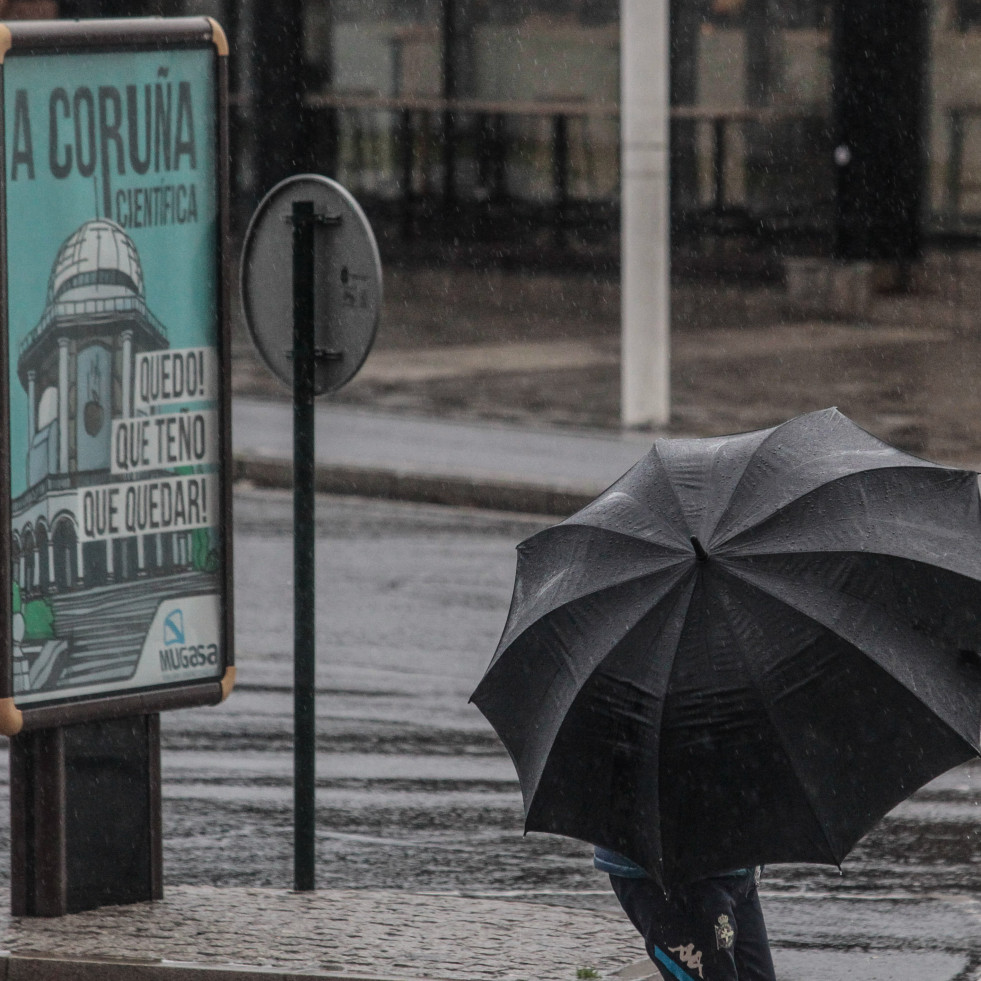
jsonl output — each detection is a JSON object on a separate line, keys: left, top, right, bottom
{"left": 620, "top": 0, "right": 670, "bottom": 427}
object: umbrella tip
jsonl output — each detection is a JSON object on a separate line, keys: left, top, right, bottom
{"left": 690, "top": 536, "right": 709, "bottom": 561}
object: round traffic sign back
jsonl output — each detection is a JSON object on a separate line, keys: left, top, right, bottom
{"left": 240, "top": 174, "right": 382, "bottom": 395}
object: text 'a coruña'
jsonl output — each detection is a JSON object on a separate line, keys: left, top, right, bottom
{"left": 10, "top": 72, "right": 201, "bottom": 227}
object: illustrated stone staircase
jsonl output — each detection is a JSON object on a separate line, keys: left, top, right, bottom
{"left": 47, "top": 571, "right": 215, "bottom": 691}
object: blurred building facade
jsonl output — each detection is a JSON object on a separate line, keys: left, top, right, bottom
{"left": 28, "top": 1, "right": 981, "bottom": 274}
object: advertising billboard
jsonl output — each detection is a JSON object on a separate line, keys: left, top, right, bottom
{"left": 0, "top": 18, "right": 233, "bottom": 733}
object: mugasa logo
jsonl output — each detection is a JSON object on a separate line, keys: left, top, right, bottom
{"left": 164, "top": 609, "right": 185, "bottom": 645}
{"left": 159, "top": 606, "right": 218, "bottom": 672}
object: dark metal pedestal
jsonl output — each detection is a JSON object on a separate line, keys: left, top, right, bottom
{"left": 10, "top": 714, "right": 163, "bottom": 916}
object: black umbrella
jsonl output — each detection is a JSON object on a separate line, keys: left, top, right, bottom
{"left": 471, "top": 408, "right": 981, "bottom": 888}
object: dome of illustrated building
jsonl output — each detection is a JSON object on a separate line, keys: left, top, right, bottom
{"left": 46, "top": 219, "right": 144, "bottom": 305}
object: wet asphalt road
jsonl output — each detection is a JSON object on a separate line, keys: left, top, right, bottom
{"left": 162, "top": 488, "right": 545, "bottom": 894}
{"left": 0, "top": 490, "right": 542, "bottom": 896}
{"left": 2, "top": 488, "right": 980, "bottom": 974}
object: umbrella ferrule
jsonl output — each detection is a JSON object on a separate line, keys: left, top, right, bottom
{"left": 690, "top": 536, "right": 709, "bottom": 561}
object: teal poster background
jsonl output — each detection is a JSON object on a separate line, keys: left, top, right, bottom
{"left": 5, "top": 46, "right": 217, "bottom": 497}
{"left": 4, "top": 42, "right": 224, "bottom": 707}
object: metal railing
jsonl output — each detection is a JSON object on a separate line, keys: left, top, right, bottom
{"left": 300, "top": 95, "right": 829, "bottom": 211}
{"left": 229, "top": 92, "right": 835, "bottom": 266}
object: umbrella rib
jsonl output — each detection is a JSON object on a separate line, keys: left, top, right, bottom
{"left": 719, "top": 560, "right": 981, "bottom": 761}
{"left": 722, "top": 544, "right": 981, "bottom": 589}
{"left": 714, "top": 463, "right": 959, "bottom": 552}
{"left": 647, "top": 572, "right": 701, "bottom": 883}
{"left": 704, "top": 415, "right": 814, "bottom": 544}
{"left": 650, "top": 441, "right": 704, "bottom": 542}
{"left": 540, "top": 562, "right": 695, "bottom": 712}
{"left": 488, "top": 561, "right": 698, "bottom": 811}
{"left": 647, "top": 571, "right": 702, "bottom": 883}
{"left": 566, "top": 490, "right": 693, "bottom": 552}
{"left": 523, "top": 569, "right": 699, "bottom": 874}
{"left": 560, "top": 523, "right": 693, "bottom": 555}
{"left": 494, "top": 555, "right": 692, "bottom": 658}
{"left": 714, "top": 571, "right": 846, "bottom": 866}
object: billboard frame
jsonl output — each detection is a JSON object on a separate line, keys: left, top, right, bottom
{"left": 0, "top": 16, "right": 234, "bottom": 735}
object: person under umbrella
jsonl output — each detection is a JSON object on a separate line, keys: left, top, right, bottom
{"left": 593, "top": 835, "right": 774, "bottom": 980}
{"left": 472, "top": 408, "right": 981, "bottom": 981}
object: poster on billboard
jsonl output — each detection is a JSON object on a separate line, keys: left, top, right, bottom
{"left": 0, "top": 18, "right": 233, "bottom": 733}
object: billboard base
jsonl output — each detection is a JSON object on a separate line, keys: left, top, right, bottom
{"left": 10, "top": 714, "right": 162, "bottom": 916}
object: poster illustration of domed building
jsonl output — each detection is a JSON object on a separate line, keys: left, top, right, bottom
{"left": 3, "top": 43, "right": 227, "bottom": 710}
{"left": 11, "top": 219, "right": 221, "bottom": 701}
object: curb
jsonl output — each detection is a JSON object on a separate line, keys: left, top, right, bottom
{"left": 0, "top": 953, "right": 446, "bottom": 981}
{"left": 233, "top": 455, "right": 596, "bottom": 517}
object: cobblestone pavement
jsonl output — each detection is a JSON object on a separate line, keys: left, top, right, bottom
{"left": 4, "top": 886, "right": 978, "bottom": 981}
{"left": 1, "top": 886, "right": 649, "bottom": 981}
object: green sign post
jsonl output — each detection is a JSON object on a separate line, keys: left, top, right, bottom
{"left": 0, "top": 17, "right": 233, "bottom": 915}
{"left": 241, "top": 175, "right": 381, "bottom": 892}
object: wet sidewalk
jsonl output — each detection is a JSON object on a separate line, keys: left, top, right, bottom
{"left": 1, "top": 883, "right": 975, "bottom": 981}
{"left": 231, "top": 396, "right": 656, "bottom": 516}
{"left": 1, "top": 885, "right": 648, "bottom": 981}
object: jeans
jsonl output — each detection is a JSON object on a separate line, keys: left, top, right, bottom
{"left": 610, "top": 869, "right": 776, "bottom": 981}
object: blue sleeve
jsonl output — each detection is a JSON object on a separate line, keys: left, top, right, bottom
{"left": 593, "top": 846, "right": 649, "bottom": 878}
